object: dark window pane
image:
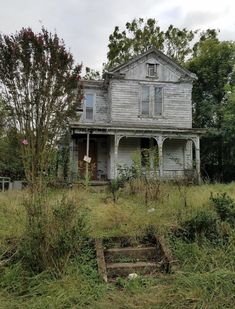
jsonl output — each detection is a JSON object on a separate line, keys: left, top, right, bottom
{"left": 86, "top": 108, "right": 93, "bottom": 120}
{"left": 148, "top": 64, "right": 155, "bottom": 76}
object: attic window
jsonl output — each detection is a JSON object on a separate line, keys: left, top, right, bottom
{"left": 147, "top": 63, "right": 158, "bottom": 77}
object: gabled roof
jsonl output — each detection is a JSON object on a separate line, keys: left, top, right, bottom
{"left": 108, "top": 47, "right": 197, "bottom": 80}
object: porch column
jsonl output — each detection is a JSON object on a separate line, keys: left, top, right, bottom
{"left": 114, "top": 134, "right": 121, "bottom": 179}
{"left": 85, "top": 132, "right": 90, "bottom": 182}
{"left": 194, "top": 136, "right": 201, "bottom": 184}
{"left": 155, "top": 135, "right": 163, "bottom": 178}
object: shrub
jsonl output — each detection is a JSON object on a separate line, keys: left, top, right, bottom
{"left": 19, "top": 194, "right": 88, "bottom": 273}
{"left": 210, "top": 192, "right": 235, "bottom": 225}
{"left": 177, "top": 210, "right": 218, "bottom": 242}
{"left": 109, "top": 177, "right": 126, "bottom": 203}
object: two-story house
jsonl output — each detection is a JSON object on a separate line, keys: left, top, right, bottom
{"left": 69, "top": 47, "right": 203, "bottom": 182}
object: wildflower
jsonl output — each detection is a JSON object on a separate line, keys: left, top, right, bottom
{"left": 22, "top": 139, "right": 29, "bottom": 145}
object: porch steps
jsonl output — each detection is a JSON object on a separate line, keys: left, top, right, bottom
{"left": 106, "top": 261, "right": 160, "bottom": 277}
{"left": 95, "top": 236, "right": 177, "bottom": 282}
{"left": 104, "top": 246, "right": 158, "bottom": 263}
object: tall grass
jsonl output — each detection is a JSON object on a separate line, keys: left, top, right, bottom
{"left": 0, "top": 182, "right": 235, "bottom": 308}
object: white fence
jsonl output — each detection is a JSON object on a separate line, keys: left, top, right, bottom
{"left": 0, "top": 177, "right": 11, "bottom": 191}
{"left": 0, "top": 177, "right": 23, "bottom": 191}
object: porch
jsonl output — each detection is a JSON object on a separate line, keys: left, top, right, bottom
{"left": 70, "top": 124, "right": 202, "bottom": 183}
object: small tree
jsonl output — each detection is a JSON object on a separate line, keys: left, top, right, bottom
{"left": 0, "top": 27, "right": 82, "bottom": 190}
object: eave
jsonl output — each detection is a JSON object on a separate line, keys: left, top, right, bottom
{"left": 69, "top": 122, "right": 205, "bottom": 136}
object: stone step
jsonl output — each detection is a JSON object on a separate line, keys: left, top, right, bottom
{"left": 106, "top": 261, "right": 161, "bottom": 278}
{"left": 104, "top": 246, "right": 158, "bottom": 263}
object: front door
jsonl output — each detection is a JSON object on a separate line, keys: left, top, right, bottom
{"left": 78, "top": 140, "right": 97, "bottom": 180}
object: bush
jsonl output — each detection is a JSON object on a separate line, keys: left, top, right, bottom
{"left": 19, "top": 194, "right": 88, "bottom": 273}
{"left": 177, "top": 210, "right": 218, "bottom": 242}
{"left": 109, "top": 178, "right": 125, "bottom": 203}
{"left": 210, "top": 192, "right": 235, "bottom": 225}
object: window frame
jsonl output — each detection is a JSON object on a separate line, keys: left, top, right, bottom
{"left": 84, "top": 92, "right": 96, "bottom": 121}
{"left": 147, "top": 63, "right": 158, "bottom": 78}
{"left": 154, "top": 86, "right": 163, "bottom": 116}
{"left": 139, "top": 83, "right": 164, "bottom": 118}
{"left": 141, "top": 85, "right": 150, "bottom": 116}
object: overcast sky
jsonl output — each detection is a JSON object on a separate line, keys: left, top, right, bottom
{"left": 0, "top": 0, "right": 234, "bottom": 73}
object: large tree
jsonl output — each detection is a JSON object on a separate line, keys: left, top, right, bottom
{"left": 187, "top": 32, "right": 235, "bottom": 180}
{"left": 106, "top": 18, "right": 196, "bottom": 69}
{"left": 0, "top": 27, "right": 82, "bottom": 189}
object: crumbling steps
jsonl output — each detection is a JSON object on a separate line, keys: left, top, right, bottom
{"left": 106, "top": 261, "right": 160, "bottom": 277}
{"left": 104, "top": 246, "right": 158, "bottom": 263}
{"left": 95, "top": 237, "right": 176, "bottom": 282}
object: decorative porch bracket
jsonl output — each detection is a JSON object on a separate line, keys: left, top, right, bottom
{"left": 191, "top": 136, "right": 201, "bottom": 184}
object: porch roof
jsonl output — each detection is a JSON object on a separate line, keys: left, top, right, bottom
{"left": 70, "top": 122, "right": 205, "bottom": 137}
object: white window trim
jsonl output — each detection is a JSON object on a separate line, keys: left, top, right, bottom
{"left": 84, "top": 92, "right": 96, "bottom": 122}
{"left": 146, "top": 63, "right": 159, "bottom": 78}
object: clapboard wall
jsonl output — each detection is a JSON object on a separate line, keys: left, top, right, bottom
{"left": 109, "top": 79, "right": 192, "bottom": 128}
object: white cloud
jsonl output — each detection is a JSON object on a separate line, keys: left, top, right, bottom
{"left": 0, "top": 0, "right": 234, "bottom": 72}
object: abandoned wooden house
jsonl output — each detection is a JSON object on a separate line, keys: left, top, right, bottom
{"left": 69, "top": 47, "right": 203, "bottom": 182}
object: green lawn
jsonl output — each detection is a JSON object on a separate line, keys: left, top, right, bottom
{"left": 0, "top": 182, "right": 235, "bottom": 308}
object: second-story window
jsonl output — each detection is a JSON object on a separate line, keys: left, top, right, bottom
{"left": 154, "top": 87, "right": 163, "bottom": 115}
{"left": 85, "top": 93, "right": 94, "bottom": 120}
{"left": 141, "top": 85, "right": 150, "bottom": 116}
{"left": 140, "top": 85, "right": 163, "bottom": 117}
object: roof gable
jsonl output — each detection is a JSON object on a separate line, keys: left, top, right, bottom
{"left": 108, "top": 47, "right": 197, "bottom": 81}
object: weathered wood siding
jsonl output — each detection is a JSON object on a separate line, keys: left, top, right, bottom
{"left": 108, "top": 137, "right": 141, "bottom": 179}
{"left": 163, "top": 139, "right": 185, "bottom": 171}
{"left": 117, "top": 138, "right": 141, "bottom": 167}
{"left": 96, "top": 138, "right": 108, "bottom": 179}
{"left": 119, "top": 53, "right": 180, "bottom": 82}
{"left": 80, "top": 88, "right": 109, "bottom": 124}
{"left": 110, "top": 79, "right": 192, "bottom": 128}
{"left": 184, "top": 140, "right": 193, "bottom": 169}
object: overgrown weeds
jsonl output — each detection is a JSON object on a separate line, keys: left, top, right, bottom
{"left": 1, "top": 183, "right": 235, "bottom": 308}
{"left": 20, "top": 193, "right": 89, "bottom": 273}
{"left": 210, "top": 192, "right": 235, "bottom": 225}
